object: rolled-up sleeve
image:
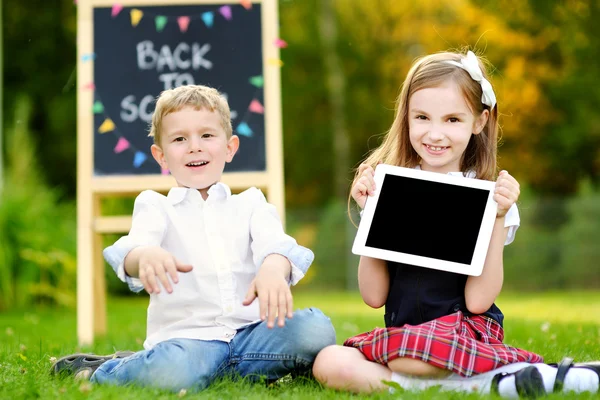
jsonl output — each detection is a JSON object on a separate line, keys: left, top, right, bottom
{"left": 103, "top": 191, "right": 168, "bottom": 292}
{"left": 248, "top": 189, "right": 314, "bottom": 285}
{"left": 504, "top": 203, "right": 520, "bottom": 246}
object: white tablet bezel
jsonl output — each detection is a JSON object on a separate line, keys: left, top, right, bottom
{"left": 351, "top": 164, "right": 498, "bottom": 276}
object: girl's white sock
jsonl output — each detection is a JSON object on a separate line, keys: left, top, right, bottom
{"left": 389, "top": 362, "right": 531, "bottom": 395}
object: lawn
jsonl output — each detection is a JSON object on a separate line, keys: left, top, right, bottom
{"left": 1, "top": 290, "right": 599, "bottom": 399}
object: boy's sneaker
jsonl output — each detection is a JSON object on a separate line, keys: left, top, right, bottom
{"left": 50, "top": 351, "right": 135, "bottom": 380}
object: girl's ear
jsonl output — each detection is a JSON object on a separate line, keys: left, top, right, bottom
{"left": 473, "top": 109, "right": 489, "bottom": 135}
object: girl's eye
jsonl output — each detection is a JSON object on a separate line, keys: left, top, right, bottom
{"left": 448, "top": 117, "right": 460, "bottom": 123}
{"left": 416, "top": 115, "right": 428, "bottom": 120}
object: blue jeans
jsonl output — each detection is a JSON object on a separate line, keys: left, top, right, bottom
{"left": 91, "top": 308, "right": 336, "bottom": 392}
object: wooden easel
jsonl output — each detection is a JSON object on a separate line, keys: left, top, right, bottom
{"left": 76, "top": 0, "right": 284, "bottom": 345}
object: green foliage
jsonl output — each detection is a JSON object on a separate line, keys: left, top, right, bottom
{"left": 504, "top": 182, "right": 600, "bottom": 290}
{"left": 0, "top": 97, "right": 76, "bottom": 310}
{"left": 0, "top": 292, "right": 599, "bottom": 398}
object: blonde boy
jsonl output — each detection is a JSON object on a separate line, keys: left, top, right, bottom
{"left": 52, "top": 85, "right": 336, "bottom": 391}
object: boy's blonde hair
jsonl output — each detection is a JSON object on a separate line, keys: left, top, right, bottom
{"left": 349, "top": 50, "right": 500, "bottom": 221}
{"left": 149, "top": 85, "right": 233, "bottom": 145}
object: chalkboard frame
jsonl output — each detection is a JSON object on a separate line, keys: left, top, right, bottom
{"left": 76, "top": 0, "right": 284, "bottom": 345}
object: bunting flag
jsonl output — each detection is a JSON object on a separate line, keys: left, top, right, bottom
{"left": 111, "top": 4, "right": 123, "bottom": 18}
{"left": 240, "top": 0, "right": 252, "bottom": 10}
{"left": 130, "top": 9, "right": 143, "bottom": 27}
{"left": 92, "top": 101, "right": 104, "bottom": 114}
{"left": 177, "top": 16, "right": 190, "bottom": 33}
{"left": 249, "top": 75, "right": 264, "bottom": 88}
{"left": 274, "top": 38, "right": 288, "bottom": 48}
{"left": 219, "top": 5, "right": 232, "bottom": 20}
{"left": 133, "top": 151, "right": 147, "bottom": 168}
{"left": 201, "top": 12, "right": 214, "bottom": 28}
{"left": 98, "top": 118, "right": 116, "bottom": 134}
{"left": 81, "top": 53, "right": 96, "bottom": 62}
{"left": 248, "top": 99, "right": 264, "bottom": 114}
{"left": 155, "top": 15, "right": 168, "bottom": 32}
{"left": 114, "top": 137, "right": 130, "bottom": 153}
{"left": 236, "top": 122, "right": 253, "bottom": 137}
{"left": 267, "top": 58, "right": 284, "bottom": 67}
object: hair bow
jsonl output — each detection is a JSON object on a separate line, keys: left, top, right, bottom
{"left": 445, "top": 51, "right": 496, "bottom": 109}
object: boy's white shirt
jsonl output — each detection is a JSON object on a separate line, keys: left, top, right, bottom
{"left": 103, "top": 182, "right": 314, "bottom": 350}
{"left": 414, "top": 166, "right": 520, "bottom": 245}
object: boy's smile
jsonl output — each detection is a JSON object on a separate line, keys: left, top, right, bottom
{"left": 151, "top": 106, "right": 239, "bottom": 199}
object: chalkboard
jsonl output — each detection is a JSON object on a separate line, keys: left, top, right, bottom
{"left": 92, "top": 4, "right": 266, "bottom": 176}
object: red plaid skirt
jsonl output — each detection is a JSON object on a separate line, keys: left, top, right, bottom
{"left": 343, "top": 311, "right": 543, "bottom": 377}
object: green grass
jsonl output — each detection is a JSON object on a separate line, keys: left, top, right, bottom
{"left": 1, "top": 290, "right": 599, "bottom": 399}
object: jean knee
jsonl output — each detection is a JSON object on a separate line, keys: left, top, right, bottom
{"left": 289, "top": 308, "right": 336, "bottom": 360}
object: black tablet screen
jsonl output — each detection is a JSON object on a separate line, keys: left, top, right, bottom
{"left": 365, "top": 174, "right": 489, "bottom": 264}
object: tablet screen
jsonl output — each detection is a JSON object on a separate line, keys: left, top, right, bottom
{"left": 365, "top": 174, "right": 489, "bottom": 265}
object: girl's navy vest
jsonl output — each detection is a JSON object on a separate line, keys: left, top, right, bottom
{"left": 384, "top": 261, "right": 504, "bottom": 328}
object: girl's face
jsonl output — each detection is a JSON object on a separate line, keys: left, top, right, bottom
{"left": 408, "top": 80, "right": 488, "bottom": 174}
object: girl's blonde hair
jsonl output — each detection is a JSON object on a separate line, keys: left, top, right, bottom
{"left": 149, "top": 85, "right": 233, "bottom": 145}
{"left": 349, "top": 51, "right": 499, "bottom": 219}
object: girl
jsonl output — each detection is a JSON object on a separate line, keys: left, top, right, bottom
{"left": 312, "top": 50, "right": 600, "bottom": 397}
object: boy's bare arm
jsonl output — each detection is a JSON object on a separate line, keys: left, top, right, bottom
{"left": 124, "top": 246, "right": 193, "bottom": 294}
{"left": 243, "top": 254, "right": 293, "bottom": 329}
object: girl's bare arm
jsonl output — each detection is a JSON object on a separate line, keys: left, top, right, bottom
{"left": 358, "top": 256, "right": 390, "bottom": 308}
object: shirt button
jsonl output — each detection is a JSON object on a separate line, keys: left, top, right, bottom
{"left": 453, "top": 304, "right": 461, "bottom": 312}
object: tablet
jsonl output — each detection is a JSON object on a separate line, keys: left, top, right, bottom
{"left": 351, "top": 164, "right": 498, "bottom": 276}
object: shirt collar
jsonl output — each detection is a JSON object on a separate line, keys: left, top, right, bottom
{"left": 167, "top": 182, "right": 232, "bottom": 205}
{"left": 414, "top": 165, "right": 475, "bottom": 178}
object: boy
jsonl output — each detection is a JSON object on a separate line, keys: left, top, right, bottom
{"left": 52, "top": 85, "right": 336, "bottom": 391}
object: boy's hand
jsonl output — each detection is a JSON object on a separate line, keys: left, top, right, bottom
{"left": 494, "top": 170, "right": 520, "bottom": 218}
{"left": 137, "top": 246, "right": 193, "bottom": 294}
{"left": 242, "top": 254, "right": 293, "bottom": 328}
{"left": 351, "top": 163, "right": 376, "bottom": 209}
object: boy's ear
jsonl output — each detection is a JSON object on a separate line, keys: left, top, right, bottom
{"left": 226, "top": 135, "right": 240, "bottom": 162}
{"left": 473, "top": 109, "right": 489, "bottom": 135}
{"left": 151, "top": 144, "right": 168, "bottom": 170}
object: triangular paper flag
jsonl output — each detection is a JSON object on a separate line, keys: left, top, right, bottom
{"left": 248, "top": 99, "right": 264, "bottom": 114}
{"left": 178, "top": 16, "right": 190, "bottom": 33}
{"left": 201, "top": 12, "right": 214, "bottom": 28}
{"left": 274, "top": 38, "right": 288, "bottom": 48}
{"left": 130, "top": 9, "right": 143, "bottom": 27}
{"left": 267, "top": 58, "right": 284, "bottom": 67}
{"left": 98, "top": 118, "right": 115, "bottom": 134}
{"left": 111, "top": 4, "right": 123, "bottom": 18}
{"left": 81, "top": 53, "right": 96, "bottom": 62}
{"left": 114, "top": 137, "right": 130, "bottom": 153}
{"left": 155, "top": 16, "right": 167, "bottom": 32}
{"left": 133, "top": 151, "right": 147, "bottom": 168}
{"left": 236, "top": 122, "right": 253, "bottom": 137}
{"left": 219, "top": 5, "right": 232, "bottom": 20}
{"left": 92, "top": 101, "right": 104, "bottom": 114}
{"left": 161, "top": 168, "right": 170, "bottom": 175}
{"left": 249, "top": 75, "right": 263, "bottom": 88}
{"left": 240, "top": 0, "right": 252, "bottom": 10}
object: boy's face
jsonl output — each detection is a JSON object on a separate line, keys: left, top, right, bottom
{"left": 151, "top": 106, "right": 239, "bottom": 198}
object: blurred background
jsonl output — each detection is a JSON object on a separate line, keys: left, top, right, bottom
{"left": 1, "top": 0, "right": 599, "bottom": 312}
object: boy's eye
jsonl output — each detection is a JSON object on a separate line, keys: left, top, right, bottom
{"left": 173, "top": 137, "right": 185, "bottom": 142}
{"left": 202, "top": 133, "right": 214, "bottom": 138}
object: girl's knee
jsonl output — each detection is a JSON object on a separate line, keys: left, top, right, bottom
{"left": 312, "top": 345, "right": 362, "bottom": 386}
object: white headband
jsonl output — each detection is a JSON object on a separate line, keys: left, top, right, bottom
{"left": 445, "top": 51, "right": 496, "bottom": 109}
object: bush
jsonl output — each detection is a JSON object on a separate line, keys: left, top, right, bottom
{"left": 0, "top": 96, "right": 76, "bottom": 310}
